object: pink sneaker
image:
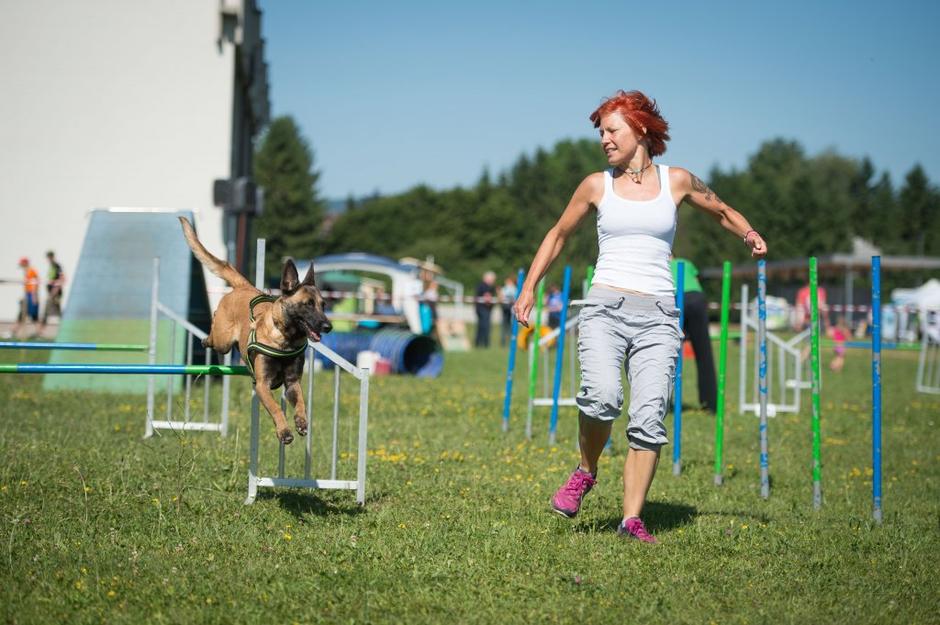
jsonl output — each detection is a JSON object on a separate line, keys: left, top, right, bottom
{"left": 618, "top": 517, "right": 658, "bottom": 543}
{"left": 551, "top": 468, "right": 596, "bottom": 518}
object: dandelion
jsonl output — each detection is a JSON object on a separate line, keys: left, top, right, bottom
{"left": 283, "top": 533, "right": 292, "bottom": 541}
{"left": 107, "top": 590, "right": 116, "bottom": 598}
{"left": 398, "top": 523, "right": 407, "bottom": 529}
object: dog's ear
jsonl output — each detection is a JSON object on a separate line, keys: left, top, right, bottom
{"left": 280, "top": 259, "right": 300, "bottom": 295}
{"left": 301, "top": 262, "right": 316, "bottom": 287}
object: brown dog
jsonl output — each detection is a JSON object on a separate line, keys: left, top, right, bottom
{"left": 179, "top": 217, "right": 332, "bottom": 444}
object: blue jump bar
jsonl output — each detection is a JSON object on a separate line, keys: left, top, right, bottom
{"left": 0, "top": 364, "right": 249, "bottom": 376}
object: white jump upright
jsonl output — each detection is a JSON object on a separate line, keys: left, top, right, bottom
{"left": 916, "top": 308, "right": 940, "bottom": 394}
{"left": 738, "top": 282, "right": 811, "bottom": 417}
{"left": 145, "top": 257, "right": 232, "bottom": 437}
{"left": 244, "top": 238, "right": 369, "bottom": 505}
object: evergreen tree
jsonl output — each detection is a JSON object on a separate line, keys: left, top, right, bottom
{"left": 898, "top": 165, "right": 939, "bottom": 256}
{"left": 254, "top": 116, "right": 326, "bottom": 282}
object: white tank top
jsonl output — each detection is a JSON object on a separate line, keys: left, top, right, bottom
{"left": 592, "top": 165, "right": 677, "bottom": 297}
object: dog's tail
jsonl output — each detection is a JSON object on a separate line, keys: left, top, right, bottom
{"left": 178, "top": 217, "right": 252, "bottom": 289}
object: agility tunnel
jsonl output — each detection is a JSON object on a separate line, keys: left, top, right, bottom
{"left": 318, "top": 329, "right": 443, "bottom": 377}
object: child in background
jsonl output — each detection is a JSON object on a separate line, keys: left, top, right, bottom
{"left": 829, "top": 323, "right": 847, "bottom": 372}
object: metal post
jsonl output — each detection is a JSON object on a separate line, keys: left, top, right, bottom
{"left": 331, "top": 366, "right": 340, "bottom": 480}
{"left": 203, "top": 348, "right": 211, "bottom": 424}
{"left": 673, "top": 261, "right": 685, "bottom": 476}
{"left": 184, "top": 332, "right": 193, "bottom": 423}
{"left": 739, "top": 283, "right": 749, "bottom": 415}
{"left": 356, "top": 369, "right": 369, "bottom": 504}
{"left": 166, "top": 321, "right": 177, "bottom": 422}
{"left": 221, "top": 351, "right": 231, "bottom": 437}
{"left": 245, "top": 237, "right": 266, "bottom": 504}
{"left": 278, "top": 393, "right": 286, "bottom": 479}
{"left": 305, "top": 345, "right": 314, "bottom": 480}
{"left": 145, "top": 257, "right": 159, "bottom": 438}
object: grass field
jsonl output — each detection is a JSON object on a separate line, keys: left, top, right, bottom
{"left": 1, "top": 337, "right": 938, "bottom": 624}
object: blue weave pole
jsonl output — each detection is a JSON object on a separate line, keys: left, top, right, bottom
{"left": 548, "top": 266, "right": 572, "bottom": 444}
{"left": 872, "top": 256, "right": 883, "bottom": 524}
{"left": 758, "top": 260, "right": 770, "bottom": 499}
{"left": 502, "top": 268, "right": 525, "bottom": 432}
{"left": 673, "top": 262, "right": 685, "bottom": 475}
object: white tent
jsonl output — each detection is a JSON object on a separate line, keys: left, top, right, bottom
{"left": 891, "top": 278, "right": 940, "bottom": 310}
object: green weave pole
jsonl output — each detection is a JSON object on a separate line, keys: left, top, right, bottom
{"left": 714, "top": 261, "right": 732, "bottom": 485}
{"left": 525, "top": 279, "right": 546, "bottom": 440}
{"left": 809, "top": 257, "right": 823, "bottom": 509}
{"left": 584, "top": 265, "right": 594, "bottom": 298}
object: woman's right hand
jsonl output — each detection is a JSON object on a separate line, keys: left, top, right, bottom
{"left": 513, "top": 289, "right": 534, "bottom": 327}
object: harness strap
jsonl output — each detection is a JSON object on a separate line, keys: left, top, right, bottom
{"left": 244, "top": 294, "right": 308, "bottom": 381}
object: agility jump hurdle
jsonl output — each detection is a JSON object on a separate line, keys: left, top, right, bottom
{"left": 916, "top": 308, "right": 940, "bottom": 395}
{"left": 146, "top": 257, "right": 233, "bottom": 438}
{"left": 245, "top": 238, "right": 369, "bottom": 505}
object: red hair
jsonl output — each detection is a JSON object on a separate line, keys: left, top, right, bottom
{"left": 589, "top": 90, "right": 670, "bottom": 157}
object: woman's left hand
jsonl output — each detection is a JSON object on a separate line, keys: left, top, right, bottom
{"left": 746, "top": 231, "right": 767, "bottom": 258}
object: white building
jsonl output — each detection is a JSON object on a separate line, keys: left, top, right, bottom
{"left": 0, "top": 0, "right": 269, "bottom": 320}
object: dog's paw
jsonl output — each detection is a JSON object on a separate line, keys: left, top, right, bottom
{"left": 277, "top": 429, "right": 294, "bottom": 445}
{"left": 294, "top": 416, "right": 308, "bottom": 436}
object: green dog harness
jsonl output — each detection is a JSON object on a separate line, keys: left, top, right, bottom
{"left": 244, "top": 294, "right": 308, "bottom": 381}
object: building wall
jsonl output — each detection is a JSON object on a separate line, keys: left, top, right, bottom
{"left": 0, "top": 0, "right": 258, "bottom": 319}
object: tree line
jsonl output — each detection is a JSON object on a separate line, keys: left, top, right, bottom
{"left": 254, "top": 115, "right": 940, "bottom": 290}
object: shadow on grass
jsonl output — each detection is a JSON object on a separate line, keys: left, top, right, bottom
{"left": 260, "top": 490, "right": 386, "bottom": 519}
{"left": 575, "top": 501, "right": 699, "bottom": 534}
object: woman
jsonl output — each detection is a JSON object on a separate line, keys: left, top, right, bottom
{"left": 513, "top": 90, "right": 767, "bottom": 543}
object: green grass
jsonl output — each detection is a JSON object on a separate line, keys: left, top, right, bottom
{"left": 1, "top": 340, "right": 938, "bottom": 624}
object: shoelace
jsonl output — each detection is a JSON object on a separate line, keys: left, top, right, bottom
{"left": 626, "top": 520, "right": 653, "bottom": 541}
{"left": 564, "top": 472, "right": 593, "bottom": 495}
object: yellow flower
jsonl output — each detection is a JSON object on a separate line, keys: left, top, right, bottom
{"left": 283, "top": 533, "right": 292, "bottom": 541}
{"left": 107, "top": 590, "right": 116, "bottom": 598}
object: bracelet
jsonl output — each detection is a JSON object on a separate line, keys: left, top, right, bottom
{"left": 743, "top": 230, "right": 759, "bottom": 244}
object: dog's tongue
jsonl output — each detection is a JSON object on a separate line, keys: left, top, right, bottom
{"left": 307, "top": 329, "right": 321, "bottom": 342}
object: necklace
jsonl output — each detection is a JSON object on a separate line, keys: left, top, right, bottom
{"left": 619, "top": 161, "right": 652, "bottom": 184}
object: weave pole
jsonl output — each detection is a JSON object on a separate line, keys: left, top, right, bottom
{"left": 809, "top": 257, "right": 823, "bottom": 509}
{"left": 548, "top": 266, "right": 572, "bottom": 445}
{"left": 872, "top": 255, "right": 883, "bottom": 524}
{"left": 502, "top": 268, "right": 525, "bottom": 432}
{"left": 0, "top": 342, "right": 147, "bottom": 351}
{"left": 673, "top": 261, "right": 685, "bottom": 476}
{"left": 757, "top": 260, "right": 770, "bottom": 499}
{"left": 714, "top": 261, "right": 731, "bottom": 486}
{"left": 525, "top": 279, "right": 545, "bottom": 440}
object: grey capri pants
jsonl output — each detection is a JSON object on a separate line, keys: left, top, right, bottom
{"left": 575, "top": 286, "right": 683, "bottom": 451}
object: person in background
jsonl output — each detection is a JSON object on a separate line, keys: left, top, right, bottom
{"left": 670, "top": 257, "right": 717, "bottom": 412}
{"left": 499, "top": 274, "right": 518, "bottom": 346}
{"left": 420, "top": 278, "right": 440, "bottom": 338}
{"left": 475, "top": 270, "right": 497, "bottom": 347}
{"left": 13, "top": 257, "right": 40, "bottom": 338}
{"left": 37, "top": 250, "right": 65, "bottom": 336}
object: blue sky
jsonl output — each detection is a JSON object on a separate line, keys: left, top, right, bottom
{"left": 260, "top": 0, "right": 939, "bottom": 200}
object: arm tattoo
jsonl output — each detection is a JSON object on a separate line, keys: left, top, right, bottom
{"left": 691, "top": 174, "right": 722, "bottom": 204}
